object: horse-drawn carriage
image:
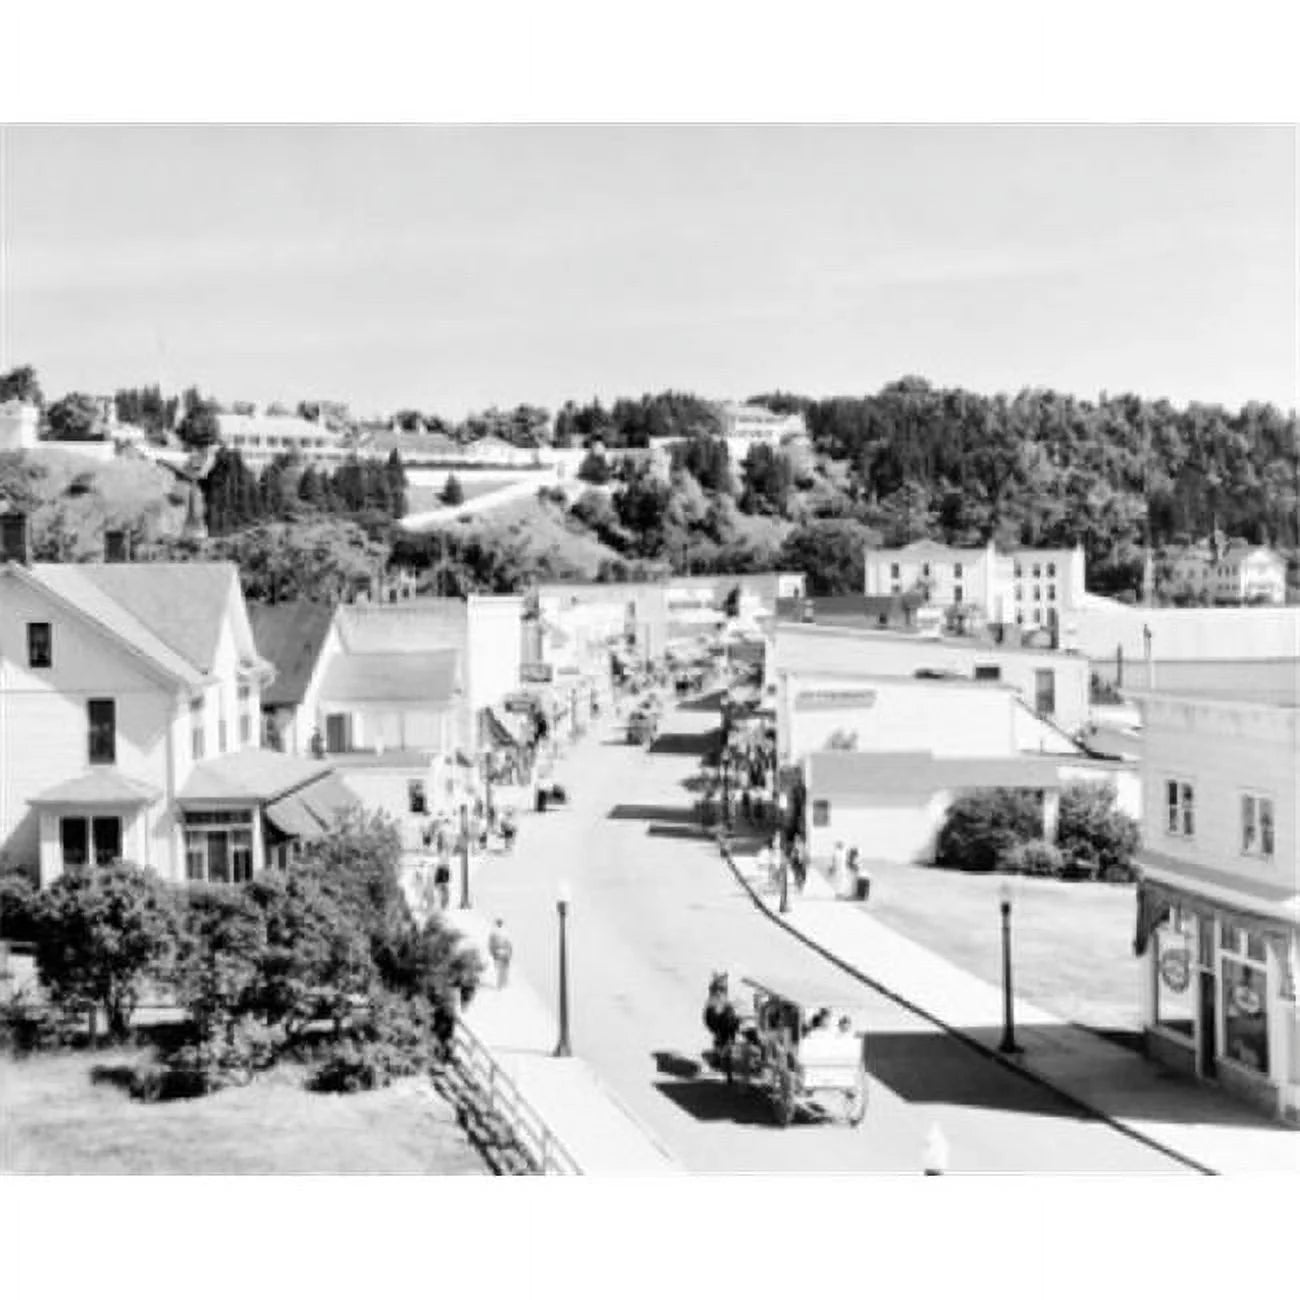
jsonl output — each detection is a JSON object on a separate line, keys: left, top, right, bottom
{"left": 702, "top": 973, "right": 869, "bottom": 1127}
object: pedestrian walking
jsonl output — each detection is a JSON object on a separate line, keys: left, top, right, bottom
{"left": 487, "top": 919, "right": 514, "bottom": 989}
{"left": 500, "top": 809, "right": 517, "bottom": 854}
{"left": 830, "top": 840, "right": 846, "bottom": 893}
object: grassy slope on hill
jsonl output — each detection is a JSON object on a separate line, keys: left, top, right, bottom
{"left": 444, "top": 495, "right": 626, "bottom": 580}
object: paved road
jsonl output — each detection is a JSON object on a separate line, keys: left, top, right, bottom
{"left": 474, "top": 702, "right": 1190, "bottom": 1173}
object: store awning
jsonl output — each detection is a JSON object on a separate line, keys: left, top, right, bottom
{"left": 483, "top": 707, "right": 529, "bottom": 749}
{"left": 264, "top": 773, "right": 358, "bottom": 840}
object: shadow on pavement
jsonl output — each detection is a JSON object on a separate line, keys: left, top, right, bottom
{"left": 609, "top": 804, "right": 699, "bottom": 824}
{"left": 675, "top": 692, "right": 726, "bottom": 713}
{"left": 648, "top": 825, "right": 712, "bottom": 840}
{"left": 653, "top": 1078, "right": 806, "bottom": 1127}
{"left": 652, "top": 1050, "right": 703, "bottom": 1080}
{"left": 648, "top": 732, "right": 713, "bottom": 757}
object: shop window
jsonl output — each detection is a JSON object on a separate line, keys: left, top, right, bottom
{"left": 974, "top": 665, "right": 1002, "bottom": 681}
{"left": 1222, "top": 957, "right": 1269, "bottom": 1075}
{"left": 1241, "top": 793, "right": 1275, "bottom": 859}
{"left": 1153, "top": 921, "right": 1195, "bottom": 1040}
{"left": 812, "top": 799, "right": 830, "bottom": 828}
{"left": 408, "top": 780, "right": 428, "bottom": 815}
{"left": 27, "top": 622, "right": 52, "bottom": 668}
{"left": 1165, "top": 779, "right": 1194, "bottom": 837}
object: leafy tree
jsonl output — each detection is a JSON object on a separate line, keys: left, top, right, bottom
{"left": 740, "top": 443, "right": 794, "bottom": 515}
{"left": 45, "top": 393, "right": 102, "bottom": 441}
{"left": 777, "top": 519, "right": 874, "bottom": 595}
{"left": 176, "top": 399, "right": 222, "bottom": 450}
{"left": 32, "top": 863, "right": 181, "bottom": 1039}
{"left": 440, "top": 473, "right": 465, "bottom": 506}
{"left": 671, "top": 435, "right": 732, "bottom": 494}
{"left": 0, "top": 364, "right": 44, "bottom": 407}
{"left": 934, "top": 789, "right": 1044, "bottom": 873}
{"left": 297, "top": 464, "right": 327, "bottom": 510}
{"left": 209, "top": 518, "right": 388, "bottom": 604}
{"left": 1055, "top": 781, "right": 1140, "bottom": 881}
{"left": 172, "top": 885, "right": 267, "bottom": 1037}
{"left": 577, "top": 449, "right": 611, "bottom": 484}
{"left": 384, "top": 449, "right": 408, "bottom": 517}
{"left": 201, "top": 447, "right": 262, "bottom": 535}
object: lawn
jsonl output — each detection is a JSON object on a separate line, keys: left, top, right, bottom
{"left": 854, "top": 860, "right": 1143, "bottom": 1034}
{"left": 407, "top": 477, "right": 525, "bottom": 513}
{"left": 0, "top": 1049, "right": 488, "bottom": 1174}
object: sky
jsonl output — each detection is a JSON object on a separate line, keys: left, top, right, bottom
{"left": 0, "top": 124, "right": 1294, "bottom": 419}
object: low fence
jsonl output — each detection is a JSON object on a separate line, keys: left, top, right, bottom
{"left": 448, "top": 1014, "right": 582, "bottom": 1175}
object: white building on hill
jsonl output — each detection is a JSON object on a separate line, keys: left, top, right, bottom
{"left": 864, "top": 539, "right": 1088, "bottom": 631}
{"left": 216, "top": 407, "right": 355, "bottom": 469}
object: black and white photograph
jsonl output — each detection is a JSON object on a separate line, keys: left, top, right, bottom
{"left": 1, "top": 17, "right": 1297, "bottom": 1280}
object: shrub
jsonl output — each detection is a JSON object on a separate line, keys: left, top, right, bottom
{"left": 935, "top": 789, "right": 1043, "bottom": 873}
{"left": 1056, "top": 781, "right": 1140, "bottom": 881}
{"left": 1000, "top": 839, "right": 1065, "bottom": 878}
{"left": 440, "top": 474, "right": 464, "bottom": 505}
{"left": 138, "top": 1016, "right": 287, "bottom": 1100}
{"left": 383, "top": 916, "right": 484, "bottom": 1035}
{"left": 0, "top": 867, "right": 40, "bottom": 943}
{"left": 308, "top": 992, "right": 436, "bottom": 1093}
{"left": 31, "top": 862, "right": 181, "bottom": 1040}
{"left": 172, "top": 884, "right": 267, "bottom": 1036}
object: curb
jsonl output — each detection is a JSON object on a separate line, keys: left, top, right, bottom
{"left": 716, "top": 838, "right": 1217, "bottom": 1176}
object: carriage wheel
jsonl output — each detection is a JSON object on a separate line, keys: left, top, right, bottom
{"left": 845, "top": 1064, "right": 869, "bottom": 1127}
{"left": 773, "top": 1069, "right": 796, "bottom": 1127}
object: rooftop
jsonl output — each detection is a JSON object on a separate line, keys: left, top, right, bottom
{"left": 318, "top": 648, "right": 460, "bottom": 706}
{"left": 249, "top": 600, "right": 336, "bottom": 708}
{"left": 179, "top": 750, "right": 336, "bottom": 803}
{"left": 808, "top": 749, "right": 1064, "bottom": 800}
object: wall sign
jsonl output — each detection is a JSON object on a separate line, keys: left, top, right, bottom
{"left": 520, "top": 663, "right": 554, "bottom": 684}
{"left": 1158, "top": 947, "right": 1190, "bottom": 994}
{"left": 794, "top": 689, "right": 877, "bottom": 711}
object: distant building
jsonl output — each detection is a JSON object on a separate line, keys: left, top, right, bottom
{"left": 1132, "top": 678, "right": 1299, "bottom": 1122}
{"left": 215, "top": 406, "right": 355, "bottom": 470}
{"left": 864, "top": 539, "right": 1087, "bottom": 633}
{"left": 716, "top": 402, "right": 810, "bottom": 466}
{"left": 1158, "top": 536, "right": 1286, "bottom": 606}
{"left": 0, "top": 401, "right": 41, "bottom": 452}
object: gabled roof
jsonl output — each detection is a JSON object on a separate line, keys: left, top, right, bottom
{"left": 249, "top": 600, "right": 335, "bottom": 707}
{"left": 808, "top": 749, "right": 1063, "bottom": 801}
{"left": 335, "top": 600, "right": 467, "bottom": 653}
{"left": 47, "top": 563, "right": 240, "bottom": 674}
{"left": 318, "top": 648, "right": 460, "bottom": 706}
{"left": 18, "top": 564, "right": 209, "bottom": 688}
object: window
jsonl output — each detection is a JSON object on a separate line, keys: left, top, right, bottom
{"left": 218, "top": 717, "right": 229, "bottom": 754}
{"left": 1015, "top": 612, "right": 1024, "bottom": 625}
{"left": 974, "top": 665, "right": 1002, "bottom": 681}
{"left": 325, "top": 714, "right": 352, "bottom": 754}
{"left": 191, "top": 697, "right": 205, "bottom": 761}
{"left": 239, "top": 682, "right": 252, "bottom": 746}
{"left": 1034, "top": 668, "right": 1056, "bottom": 716}
{"left": 59, "top": 816, "right": 121, "bottom": 871}
{"left": 1047, "top": 584, "right": 1056, "bottom": 602}
{"left": 1047, "top": 562, "right": 1056, "bottom": 578}
{"left": 408, "top": 780, "right": 428, "bottom": 815}
{"left": 812, "top": 799, "right": 830, "bottom": 827}
{"left": 1014, "top": 563, "right": 1022, "bottom": 578}
{"left": 1241, "top": 794, "right": 1275, "bottom": 858}
{"left": 27, "top": 622, "right": 52, "bottom": 668}
{"left": 889, "top": 563, "right": 900, "bottom": 580}
{"left": 87, "top": 699, "right": 116, "bottom": 765}
{"left": 1032, "top": 564, "right": 1041, "bottom": 579}
{"left": 1033, "top": 585, "right": 1041, "bottom": 602}
{"left": 954, "top": 563, "right": 963, "bottom": 579}
{"left": 1014, "top": 584, "right": 1022, "bottom": 602}
{"left": 954, "top": 584, "right": 964, "bottom": 604}
{"left": 1165, "top": 780, "right": 1194, "bottom": 837}
{"left": 921, "top": 563, "right": 931, "bottom": 578}
{"left": 1222, "top": 957, "right": 1269, "bottom": 1074}
{"left": 182, "top": 810, "right": 254, "bottom": 885}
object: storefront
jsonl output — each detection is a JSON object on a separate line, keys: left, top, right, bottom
{"left": 1135, "top": 856, "right": 1299, "bottom": 1122}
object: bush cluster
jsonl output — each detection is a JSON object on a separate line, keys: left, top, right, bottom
{"left": 5, "top": 811, "right": 484, "bottom": 1100}
{"left": 934, "top": 782, "right": 1139, "bottom": 882}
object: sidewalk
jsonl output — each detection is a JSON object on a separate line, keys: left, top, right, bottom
{"left": 434, "top": 726, "right": 683, "bottom": 1176}
{"left": 725, "top": 844, "right": 1300, "bottom": 1175}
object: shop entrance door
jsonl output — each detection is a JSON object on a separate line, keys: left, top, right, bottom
{"left": 1198, "top": 971, "right": 1217, "bottom": 1078}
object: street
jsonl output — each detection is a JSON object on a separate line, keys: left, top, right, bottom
{"left": 474, "top": 701, "right": 1193, "bottom": 1173}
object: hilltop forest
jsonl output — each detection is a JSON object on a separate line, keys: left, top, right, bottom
{"left": 2, "top": 366, "right": 1295, "bottom": 602}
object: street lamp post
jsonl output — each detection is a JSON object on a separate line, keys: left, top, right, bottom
{"left": 998, "top": 881, "right": 1019, "bottom": 1054}
{"left": 458, "top": 801, "right": 471, "bottom": 910}
{"left": 554, "top": 881, "right": 572, "bottom": 1057}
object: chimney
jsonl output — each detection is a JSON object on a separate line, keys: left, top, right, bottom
{"left": 1, "top": 511, "right": 31, "bottom": 565}
{"left": 104, "top": 528, "right": 132, "bottom": 563}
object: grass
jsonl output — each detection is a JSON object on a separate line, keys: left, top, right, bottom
{"left": 407, "top": 477, "right": 524, "bottom": 512}
{"left": 0, "top": 1048, "right": 488, "bottom": 1174}
{"left": 854, "top": 859, "right": 1143, "bottom": 1034}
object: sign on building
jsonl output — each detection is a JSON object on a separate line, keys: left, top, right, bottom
{"left": 520, "top": 662, "right": 554, "bottom": 684}
{"left": 794, "top": 689, "right": 878, "bottom": 711}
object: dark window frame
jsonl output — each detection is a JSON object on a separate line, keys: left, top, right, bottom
{"left": 27, "top": 622, "right": 52, "bottom": 669}
{"left": 87, "top": 698, "right": 117, "bottom": 765}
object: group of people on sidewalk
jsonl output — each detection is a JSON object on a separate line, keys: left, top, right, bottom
{"left": 754, "top": 835, "right": 869, "bottom": 901}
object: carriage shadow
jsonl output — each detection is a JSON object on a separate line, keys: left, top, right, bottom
{"left": 651, "top": 1051, "right": 822, "bottom": 1127}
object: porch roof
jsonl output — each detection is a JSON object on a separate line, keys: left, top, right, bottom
{"left": 28, "top": 770, "right": 162, "bottom": 807}
{"left": 1138, "top": 849, "right": 1300, "bottom": 920}
{"left": 179, "top": 750, "right": 333, "bottom": 803}
{"left": 265, "top": 773, "right": 358, "bottom": 839}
